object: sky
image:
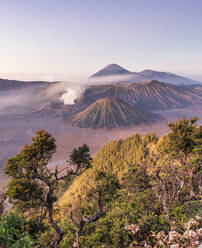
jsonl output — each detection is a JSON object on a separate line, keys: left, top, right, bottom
{"left": 0, "top": 0, "right": 202, "bottom": 81}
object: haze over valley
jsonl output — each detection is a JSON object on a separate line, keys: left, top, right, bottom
{"left": 0, "top": 64, "right": 202, "bottom": 186}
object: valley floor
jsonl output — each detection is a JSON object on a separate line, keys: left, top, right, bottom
{"left": 0, "top": 105, "right": 202, "bottom": 188}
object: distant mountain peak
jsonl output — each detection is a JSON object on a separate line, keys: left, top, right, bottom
{"left": 90, "top": 64, "right": 132, "bottom": 78}
{"left": 104, "top": 63, "right": 127, "bottom": 70}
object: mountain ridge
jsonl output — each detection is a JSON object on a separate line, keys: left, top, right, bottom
{"left": 0, "top": 78, "right": 50, "bottom": 91}
{"left": 90, "top": 64, "right": 201, "bottom": 86}
{"left": 63, "top": 80, "right": 202, "bottom": 114}
{"left": 36, "top": 79, "right": 202, "bottom": 125}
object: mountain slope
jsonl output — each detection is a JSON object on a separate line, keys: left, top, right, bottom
{"left": 67, "top": 98, "right": 160, "bottom": 129}
{"left": 63, "top": 80, "right": 202, "bottom": 115}
{"left": 32, "top": 80, "right": 202, "bottom": 121}
{"left": 90, "top": 64, "right": 132, "bottom": 78}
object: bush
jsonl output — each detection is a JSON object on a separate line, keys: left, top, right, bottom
{"left": 0, "top": 212, "right": 35, "bottom": 248}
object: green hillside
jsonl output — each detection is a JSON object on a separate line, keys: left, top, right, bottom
{"left": 59, "top": 133, "right": 158, "bottom": 209}
{"left": 2, "top": 117, "right": 201, "bottom": 248}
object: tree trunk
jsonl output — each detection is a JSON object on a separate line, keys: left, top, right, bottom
{"left": 70, "top": 195, "right": 104, "bottom": 248}
{"left": 188, "top": 170, "right": 197, "bottom": 200}
{"left": 72, "top": 222, "right": 84, "bottom": 248}
{"left": 47, "top": 204, "right": 64, "bottom": 248}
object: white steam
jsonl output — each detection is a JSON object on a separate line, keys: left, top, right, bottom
{"left": 59, "top": 83, "right": 85, "bottom": 105}
{"left": 60, "top": 88, "right": 81, "bottom": 105}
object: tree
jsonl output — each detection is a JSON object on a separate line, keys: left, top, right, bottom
{"left": 153, "top": 116, "right": 202, "bottom": 215}
{"left": 166, "top": 116, "right": 201, "bottom": 162}
{"left": 5, "top": 129, "right": 91, "bottom": 248}
{"left": 70, "top": 171, "right": 120, "bottom": 248}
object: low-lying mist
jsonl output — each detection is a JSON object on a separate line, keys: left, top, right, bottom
{"left": 0, "top": 74, "right": 133, "bottom": 114}
{"left": 0, "top": 84, "right": 62, "bottom": 115}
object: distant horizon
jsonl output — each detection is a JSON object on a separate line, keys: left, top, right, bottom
{"left": 0, "top": 65, "right": 202, "bottom": 82}
{"left": 1, "top": 0, "right": 202, "bottom": 79}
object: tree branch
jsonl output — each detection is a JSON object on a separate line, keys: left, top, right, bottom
{"left": 82, "top": 195, "right": 104, "bottom": 223}
{"left": 70, "top": 193, "right": 105, "bottom": 248}
{"left": 70, "top": 210, "right": 79, "bottom": 227}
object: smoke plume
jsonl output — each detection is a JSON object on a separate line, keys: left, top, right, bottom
{"left": 59, "top": 83, "right": 85, "bottom": 105}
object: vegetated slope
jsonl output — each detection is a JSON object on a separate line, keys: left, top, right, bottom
{"left": 64, "top": 80, "right": 202, "bottom": 115}
{"left": 59, "top": 133, "right": 158, "bottom": 210}
{"left": 90, "top": 63, "right": 132, "bottom": 78}
{"left": 0, "top": 78, "right": 50, "bottom": 91}
{"left": 67, "top": 98, "right": 160, "bottom": 129}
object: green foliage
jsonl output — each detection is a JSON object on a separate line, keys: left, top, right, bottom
{"left": 5, "top": 129, "right": 56, "bottom": 178}
{"left": 92, "top": 170, "right": 120, "bottom": 202}
{"left": 183, "top": 200, "right": 202, "bottom": 219}
{"left": 5, "top": 129, "right": 56, "bottom": 209}
{"left": 0, "top": 212, "right": 34, "bottom": 248}
{"left": 3, "top": 117, "right": 202, "bottom": 247}
{"left": 148, "top": 116, "right": 202, "bottom": 217}
{"left": 66, "top": 171, "right": 120, "bottom": 248}
{"left": 79, "top": 170, "right": 120, "bottom": 218}
{"left": 76, "top": 190, "right": 167, "bottom": 248}
{"left": 4, "top": 130, "right": 98, "bottom": 247}
{"left": 59, "top": 144, "right": 92, "bottom": 195}
{"left": 69, "top": 144, "right": 92, "bottom": 172}
{"left": 57, "top": 117, "right": 201, "bottom": 247}
{"left": 24, "top": 215, "right": 49, "bottom": 242}
{"left": 167, "top": 116, "right": 201, "bottom": 159}
{"left": 59, "top": 133, "right": 158, "bottom": 210}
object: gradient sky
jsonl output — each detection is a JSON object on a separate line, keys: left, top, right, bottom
{"left": 0, "top": 0, "right": 202, "bottom": 80}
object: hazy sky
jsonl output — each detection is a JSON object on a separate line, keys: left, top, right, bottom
{"left": 0, "top": 0, "right": 202, "bottom": 80}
